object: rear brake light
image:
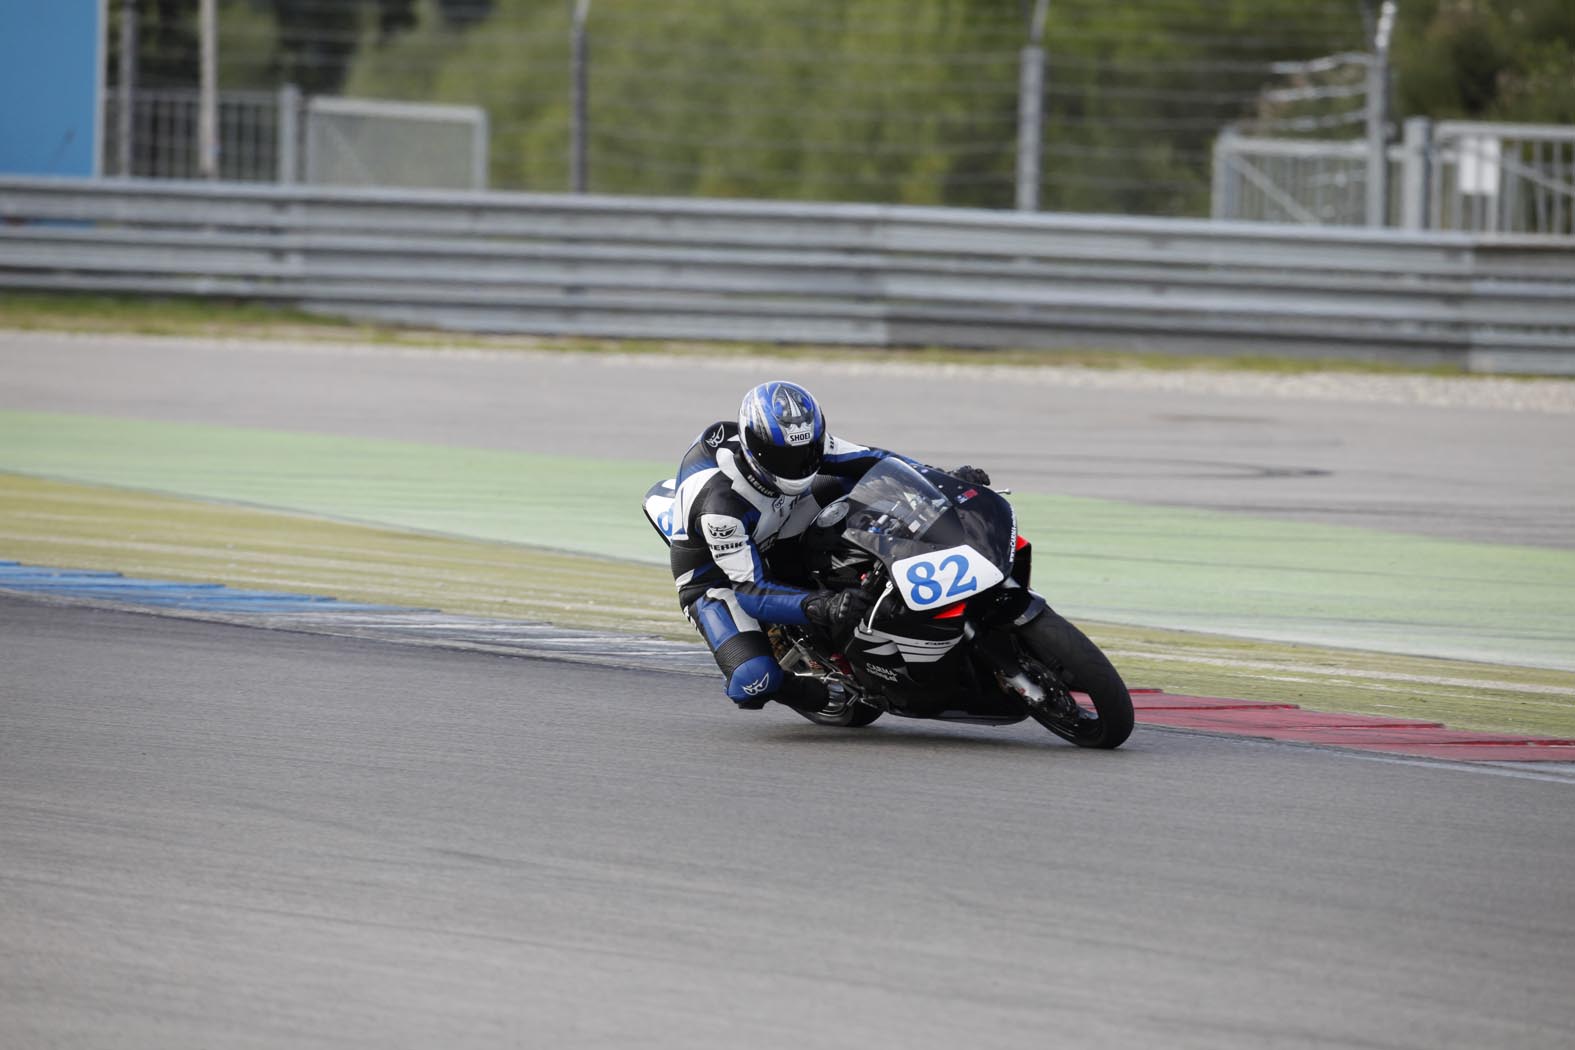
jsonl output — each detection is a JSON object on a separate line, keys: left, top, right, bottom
{"left": 933, "top": 602, "right": 966, "bottom": 619}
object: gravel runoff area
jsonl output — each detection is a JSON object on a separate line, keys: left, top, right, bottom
{"left": 14, "top": 328, "right": 1575, "bottom": 415}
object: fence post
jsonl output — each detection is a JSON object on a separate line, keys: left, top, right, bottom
{"left": 1364, "top": 0, "right": 1396, "bottom": 227}
{"left": 1211, "top": 129, "right": 1238, "bottom": 220}
{"left": 198, "top": 0, "right": 218, "bottom": 179}
{"left": 570, "top": 0, "right": 590, "bottom": 193}
{"left": 473, "top": 109, "right": 490, "bottom": 190}
{"left": 1015, "top": 0, "right": 1049, "bottom": 211}
{"left": 1400, "top": 116, "right": 1431, "bottom": 230}
{"left": 117, "top": 0, "right": 138, "bottom": 176}
{"left": 1016, "top": 48, "right": 1045, "bottom": 211}
{"left": 276, "top": 83, "right": 300, "bottom": 184}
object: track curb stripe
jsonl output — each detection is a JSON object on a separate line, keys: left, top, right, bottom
{"left": 6, "top": 560, "right": 1570, "bottom": 763}
{"left": 0, "top": 560, "right": 717, "bottom": 677}
{"left": 1127, "top": 689, "right": 1575, "bottom": 762}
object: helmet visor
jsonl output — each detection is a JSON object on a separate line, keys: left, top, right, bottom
{"left": 744, "top": 427, "right": 823, "bottom": 481}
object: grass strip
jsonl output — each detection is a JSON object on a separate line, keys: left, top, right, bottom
{"left": 4, "top": 472, "right": 1571, "bottom": 738}
{"left": 7, "top": 410, "right": 1571, "bottom": 671}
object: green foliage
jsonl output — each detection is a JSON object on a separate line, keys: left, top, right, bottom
{"left": 218, "top": 2, "right": 281, "bottom": 90}
{"left": 1395, "top": 0, "right": 1575, "bottom": 122}
{"left": 346, "top": 0, "right": 569, "bottom": 189}
{"left": 1502, "top": 41, "right": 1575, "bottom": 123}
{"left": 323, "top": 0, "right": 1575, "bottom": 211}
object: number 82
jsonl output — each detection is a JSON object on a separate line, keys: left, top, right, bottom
{"left": 905, "top": 554, "right": 978, "bottom": 606}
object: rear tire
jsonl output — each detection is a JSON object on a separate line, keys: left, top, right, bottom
{"left": 794, "top": 701, "right": 883, "bottom": 728}
{"left": 1013, "top": 610, "right": 1133, "bottom": 749}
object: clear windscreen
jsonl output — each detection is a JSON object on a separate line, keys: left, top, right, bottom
{"left": 837, "top": 457, "right": 1017, "bottom": 578}
{"left": 842, "top": 458, "right": 955, "bottom": 540}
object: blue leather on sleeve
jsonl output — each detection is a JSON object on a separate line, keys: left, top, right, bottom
{"left": 734, "top": 587, "right": 810, "bottom": 626}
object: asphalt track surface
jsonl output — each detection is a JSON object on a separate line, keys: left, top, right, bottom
{"left": 4, "top": 596, "right": 1574, "bottom": 1049}
{"left": 4, "top": 332, "right": 1574, "bottom": 1046}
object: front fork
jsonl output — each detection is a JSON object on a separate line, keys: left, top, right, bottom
{"left": 965, "top": 595, "right": 1074, "bottom": 717}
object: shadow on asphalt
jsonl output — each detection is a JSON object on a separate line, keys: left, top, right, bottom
{"left": 740, "top": 720, "right": 1153, "bottom": 755}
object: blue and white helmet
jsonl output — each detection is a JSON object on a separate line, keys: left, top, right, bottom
{"left": 737, "top": 381, "right": 827, "bottom": 496}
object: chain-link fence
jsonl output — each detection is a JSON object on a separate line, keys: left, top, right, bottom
{"left": 107, "top": 0, "right": 1379, "bottom": 217}
{"left": 103, "top": 86, "right": 487, "bottom": 189}
{"left": 98, "top": 0, "right": 1574, "bottom": 229}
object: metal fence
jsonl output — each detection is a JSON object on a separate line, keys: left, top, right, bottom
{"left": 2, "top": 177, "right": 1572, "bottom": 375}
{"left": 103, "top": 89, "right": 486, "bottom": 190}
{"left": 107, "top": 0, "right": 1388, "bottom": 215}
{"left": 1428, "top": 122, "right": 1575, "bottom": 236}
{"left": 1211, "top": 133, "right": 1380, "bottom": 227}
{"left": 104, "top": 87, "right": 293, "bottom": 182}
{"left": 1213, "top": 119, "right": 1575, "bottom": 237}
{"left": 303, "top": 98, "right": 488, "bottom": 191}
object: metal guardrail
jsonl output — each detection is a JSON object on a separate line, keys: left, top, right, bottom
{"left": 2, "top": 177, "right": 1573, "bottom": 374}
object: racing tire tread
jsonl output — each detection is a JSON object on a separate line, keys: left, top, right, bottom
{"left": 1015, "top": 610, "right": 1134, "bottom": 749}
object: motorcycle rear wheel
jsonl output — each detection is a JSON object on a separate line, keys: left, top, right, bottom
{"left": 794, "top": 700, "right": 884, "bottom": 728}
{"left": 1014, "top": 611, "right": 1133, "bottom": 749}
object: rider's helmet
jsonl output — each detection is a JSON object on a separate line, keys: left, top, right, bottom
{"left": 737, "top": 381, "right": 827, "bottom": 496}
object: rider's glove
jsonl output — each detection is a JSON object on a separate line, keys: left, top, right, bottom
{"left": 953, "top": 464, "right": 992, "bottom": 488}
{"left": 802, "top": 588, "right": 872, "bottom": 641}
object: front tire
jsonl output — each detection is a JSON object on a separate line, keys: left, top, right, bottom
{"left": 1013, "top": 610, "right": 1133, "bottom": 749}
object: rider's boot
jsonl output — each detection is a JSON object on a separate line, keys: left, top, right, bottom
{"left": 773, "top": 674, "right": 843, "bottom": 715}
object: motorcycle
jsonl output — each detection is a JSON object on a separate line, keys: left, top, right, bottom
{"left": 644, "top": 457, "right": 1133, "bottom": 749}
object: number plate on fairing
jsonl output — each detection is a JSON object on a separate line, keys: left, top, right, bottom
{"left": 891, "top": 544, "right": 1003, "bottom": 611}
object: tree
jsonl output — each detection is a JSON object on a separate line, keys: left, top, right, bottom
{"left": 1395, "top": 0, "right": 1575, "bottom": 123}
{"left": 336, "top": 0, "right": 1574, "bottom": 211}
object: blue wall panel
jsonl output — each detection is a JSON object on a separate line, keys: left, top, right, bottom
{"left": 0, "top": 0, "right": 104, "bottom": 175}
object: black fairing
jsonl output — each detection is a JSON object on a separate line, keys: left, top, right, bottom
{"left": 801, "top": 458, "right": 1027, "bottom": 722}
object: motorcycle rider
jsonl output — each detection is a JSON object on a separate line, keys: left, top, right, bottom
{"left": 667, "top": 380, "right": 990, "bottom": 715}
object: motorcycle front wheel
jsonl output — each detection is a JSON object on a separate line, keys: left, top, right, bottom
{"left": 1013, "top": 610, "right": 1134, "bottom": 749}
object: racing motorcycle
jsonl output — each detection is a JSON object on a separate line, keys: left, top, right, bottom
{"left": 644, "top": 458, "right": 1133, "bottom": 749}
